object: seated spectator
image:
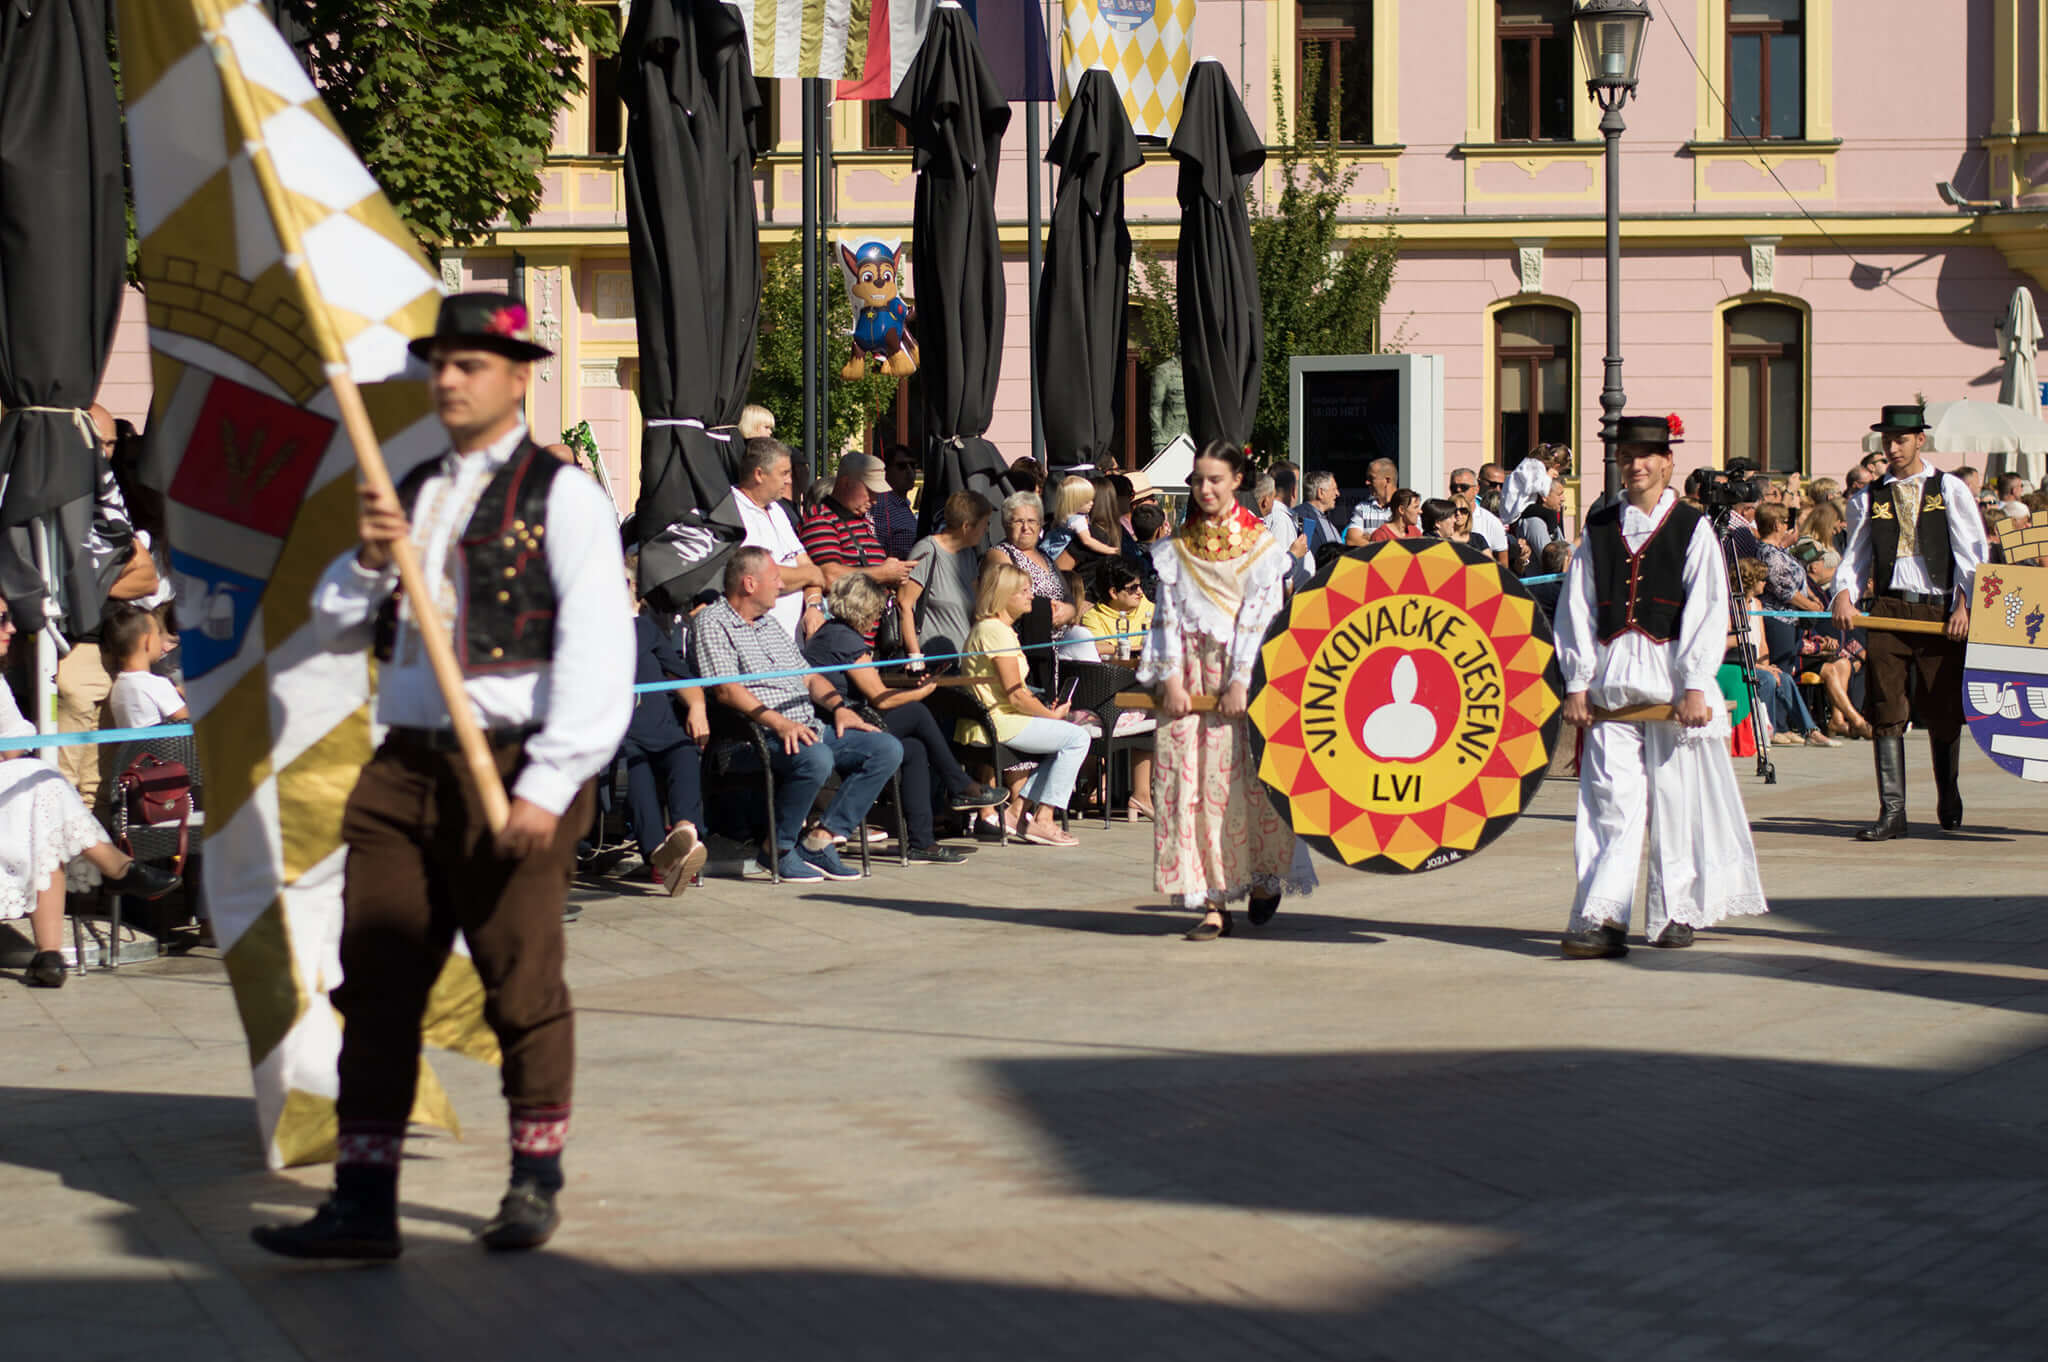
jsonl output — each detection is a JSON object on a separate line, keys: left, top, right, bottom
{"left": 1044, "top": 475, "right": 1094, "bottom": 562}
{"left": 1080, "top": 560, "right": 1154, "bottom": 662}
{"left": 899, "top": 490, "right": 991, "bottom": 666}
{"left": 2, "top": 607, "right": 180, "bottom": 988}
{"left": 1417, "top": 497, "right": 1458, "bottom": 539}
{"left": 1513, "top": 478, "right": 1566, "bottom": 560}
{"left": 959, "top": 560, "right": 1092, "bottom": 847}
{"left": 799, "top": 453, "right": 912, "bottom": 644}
{"left": 872, "top": 444, "right": 921, "bottom": 560}
{"left": 1736, "top": 558, "right": 1834, "bottom": 748}
{"left": 1526, "top": 540, "right": 1571, "bottom": 618}
{"left": 803, "top": 573, "right": 1005, "bottom": 864}
{"left": 1794, "top": 539, "right": 1871, "bottom": 738}
{"left": 101, "top": 606, "right": 188, "bottom": 728}
{"left": 1799, "top": 499, "right": 1844, "bottom": 554}
{"left": 1125, "top": 499, "right": 1168, "bottom": 597}
{"left": 622, "top": 552, "right": 710, "bottom": 895}
{"left": 994, "top": 491, "right": 1077, "bottom": 689}
{"left": 690, "top": 546, "right": 903, "bottom": 883}
{"left": 1368, "top": 488, "right": 1422, "bottom": 542}
{"left": 1056, "top": 571, "right": 1103, "bottom": 661}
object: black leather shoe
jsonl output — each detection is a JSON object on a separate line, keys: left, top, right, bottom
{"left": 1247, "top": 893, "right": 1280, "bottom": 926}
{"left": 948, "top": 783, "right": 1007, "bottom": 811}
{"left": 477, "top": 1180, "right": 560, "bottom": 1251}
{"left": 1183, "top": 910, "right": 1233, "bottom": 942}
{"left": 906, "top": 843, "right": 967, "bottom": 864}
{"left": 1560, "top": 923, "right": 1628, "bottom": 959}
{"left": 1651, "top": 923, "right": 1695, "bottom": 949}
{"left": 103, "top": 860, "right": 180, "bottom": 900}
{"left": 1856, "top": 735, "right": 1909, "bottom": 841}
{"left": 25, "top": 950, "right": 66, "bottom": 988}
{"left": 251, "top": 1198, "right": 401, "bottom": 1261}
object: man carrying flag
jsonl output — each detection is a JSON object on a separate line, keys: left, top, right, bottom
{"left": 251, "top": 295, "right": 632, "bottom": 1259}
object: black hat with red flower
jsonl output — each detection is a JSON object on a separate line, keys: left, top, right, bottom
{"left": 407, "top": 291, "right": 552, "bottom": 362}
{"left": 1614, "top": 413, "right": 1684, "bottom": 451}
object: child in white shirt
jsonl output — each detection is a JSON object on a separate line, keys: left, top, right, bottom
{"left": 1500, "top": 443, "right": 1571, "bottom": 524}
{"left": 101, "top": 606, "right": 188, "bottom": 728}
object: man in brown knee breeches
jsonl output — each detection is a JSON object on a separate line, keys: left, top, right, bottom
{"left": 252, "top": 294, "right": 632, "bottom": 1261}
{"left": 1830, "top": 404, "right": 1987, "bottom": 840}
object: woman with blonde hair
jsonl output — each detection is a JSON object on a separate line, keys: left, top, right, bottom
{"left": 957, "top": 559, "right": 1093, "bottom": 846}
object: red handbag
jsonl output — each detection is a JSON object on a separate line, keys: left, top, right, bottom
{"left": 115, "top": 753, "right": 193, "bottom": 874}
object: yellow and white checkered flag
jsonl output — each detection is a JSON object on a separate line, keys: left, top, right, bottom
{"left": 1060, "top": 0, "right": 1193, "bottom": 140}
{"left": 115, "top": 0, "right": 496, "bottom": 1169}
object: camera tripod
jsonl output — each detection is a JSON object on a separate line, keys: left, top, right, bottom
{"left": 1710, "top": 511, "right": 1776, "bottom": 784}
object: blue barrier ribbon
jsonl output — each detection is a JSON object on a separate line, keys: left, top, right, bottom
{"left": 3, "top": 630, "right": 1154, "bottom": 750}
{"left": 4, "top": 722, "right": 196, "bottom": 752}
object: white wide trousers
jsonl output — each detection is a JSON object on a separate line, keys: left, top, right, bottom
{"left": 1570, "top": 721, "right": 1768, "bottom": 937}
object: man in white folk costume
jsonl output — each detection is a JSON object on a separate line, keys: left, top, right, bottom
{"left": 1554, "top": 415, "right": 1767, "bottom": 958}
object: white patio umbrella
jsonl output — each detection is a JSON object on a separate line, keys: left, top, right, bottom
{"left": 1994, "top": 286, "right": 2044, "bottom": 482}
{"left": 1862, "top": 399, "right": 2048, "bottom": 473}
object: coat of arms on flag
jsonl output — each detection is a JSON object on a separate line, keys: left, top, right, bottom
{"left": 115, "top": 0, "right": 495, "bottom": 1168}
{"left": 1965, "top": 561, "right": 2048, "bottom": 783}
{"left": 1060, "top": 0, "right": 1193, "bottom": 139}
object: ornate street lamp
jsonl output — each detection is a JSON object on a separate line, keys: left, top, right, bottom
{"left": 1573, "top": 0, "right": 1652, "bottom": 506}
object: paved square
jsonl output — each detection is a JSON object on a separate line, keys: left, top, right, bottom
{"left": 5, "top": 736, "right": 2046, "bottom": 1361}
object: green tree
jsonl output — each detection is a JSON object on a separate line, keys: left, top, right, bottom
{"left": 1129, "top": 51, "right": 1401, "bottom": 462}
{"left": 273, "top": 0, "right": 617, "bottom": 248}
{"left": 749, "top": 244, "right": 900, "bottom": 457}
{"left": 1247, "top": 48, "right": 1400, "bottom": 460}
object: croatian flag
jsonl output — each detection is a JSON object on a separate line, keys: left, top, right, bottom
{"left": 838, "top": 0, "right": 1055, "bottom": 103}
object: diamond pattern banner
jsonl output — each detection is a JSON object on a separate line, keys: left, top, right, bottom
{"left": 1059, "top": 0, "right": 1193, "bottom": 140}
{"left": 116, "top": 0, "right": 493, "bottom": 1169}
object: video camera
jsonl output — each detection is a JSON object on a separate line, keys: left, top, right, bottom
{"left": 1688, "top": 458, "right": 1768, "bottom": 513}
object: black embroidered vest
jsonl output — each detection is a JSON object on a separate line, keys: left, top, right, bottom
{"left": 1586, "top": 500, "right": 1703, "bottom": 645}
{"left": 373, "top": 439, "right": 562, "bottom": 674}
{"left": 1867, "top": 467, "right": 1954, "bottom": 595}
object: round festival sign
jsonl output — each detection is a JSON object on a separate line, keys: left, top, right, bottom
{"left": 1247, "top": 538, "right": 1564, "bottom": 874}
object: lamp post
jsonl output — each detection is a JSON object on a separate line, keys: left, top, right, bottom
{"left": 1573, "top": 0, "right": 1651, "bottom": 507}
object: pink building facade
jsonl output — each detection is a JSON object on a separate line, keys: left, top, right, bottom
{"left": 93, "top": 0, "right": 2048, "bottom": 508}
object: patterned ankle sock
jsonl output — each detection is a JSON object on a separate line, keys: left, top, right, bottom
{"left": 509, "top": 1104, "right": 569, "bottom": 1193}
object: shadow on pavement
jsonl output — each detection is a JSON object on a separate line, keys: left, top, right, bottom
{"left": 10, "top": 1043, "right": 2048, "bottom": 1360}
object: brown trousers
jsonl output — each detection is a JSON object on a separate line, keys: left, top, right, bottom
{"left": 333, "top": 737, "right": 593, "bottom": 1128}
{"left": 1862, "top": 597, "right": 1965, "bottom": 739}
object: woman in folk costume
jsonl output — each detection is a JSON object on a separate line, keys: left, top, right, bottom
{"left": 1139, "top": 442, "right": 1315, "bottom": 941}
{"left": 1553, "top": 415, "right": 1767, "bottom": 958}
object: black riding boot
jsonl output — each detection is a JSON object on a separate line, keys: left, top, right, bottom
{"left": 1855, "top": 735, "right": 1908, "bottom": 841}
{"left": 1929, "top": 735, "right": 1963, "bottom": 831}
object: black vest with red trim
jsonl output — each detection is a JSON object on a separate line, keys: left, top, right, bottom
{"left": 372, "top": 439, "right": 562, "bottom": 673}
{"left": 1866, "top": 467, "right": 1955, "bottom": 596}
{"left": 1586, "top": 499, "right": 1704, "bottom": 645}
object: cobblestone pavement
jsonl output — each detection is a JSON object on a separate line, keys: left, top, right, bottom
{"left": 5, "top": 736, "right": 2046, "bottom": 1361}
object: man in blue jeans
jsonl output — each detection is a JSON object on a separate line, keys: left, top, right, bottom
{"left": 690, "top": 546, "right": 903, "bottom": 882}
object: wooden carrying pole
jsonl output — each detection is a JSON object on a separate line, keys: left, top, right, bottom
{"left": 331, "top": 378, "right": 512, "bottom": 833}
{"left": 1850, "top": 613, "right": 1952, "bottom": 637}
{"left": 1113, "top": 694, "right": 1682, "bottom": 724}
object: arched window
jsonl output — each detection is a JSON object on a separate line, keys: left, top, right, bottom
{"left": 1495, "top": 304, "right": 1574, "bottom": 468}
{"left": 1725, "top": 303, "right": 1805, "bottom": 473}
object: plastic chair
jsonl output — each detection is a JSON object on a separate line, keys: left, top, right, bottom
{"left": 90, "top": 731, "right": 205, "bottom": 972}
{"left": 703, "top": 699, "right": 876, "bottom": 881}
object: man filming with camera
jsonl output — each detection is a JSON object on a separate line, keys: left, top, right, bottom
{"left": 1830, "top": 404, "right": 1986, "bottom": 840}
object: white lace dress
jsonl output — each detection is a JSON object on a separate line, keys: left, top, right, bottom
{"left": 0, "top": 687, "right": 106, "bottom": 920}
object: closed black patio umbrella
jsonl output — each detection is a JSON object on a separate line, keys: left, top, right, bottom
{"left": 889, "top": 2, "right": 1017, "bottom": 539}
{"left": 0, "top": 0, "right": 127, "bottom": 632}
{"left": 1170, "top": 59, "right": 1265, "bottom": 452}
{"left": 623, "top": 0, "right": 763, "bottom": 609}
{"left": 1034, "top": 68, "right": 1142, "bottom": 472}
